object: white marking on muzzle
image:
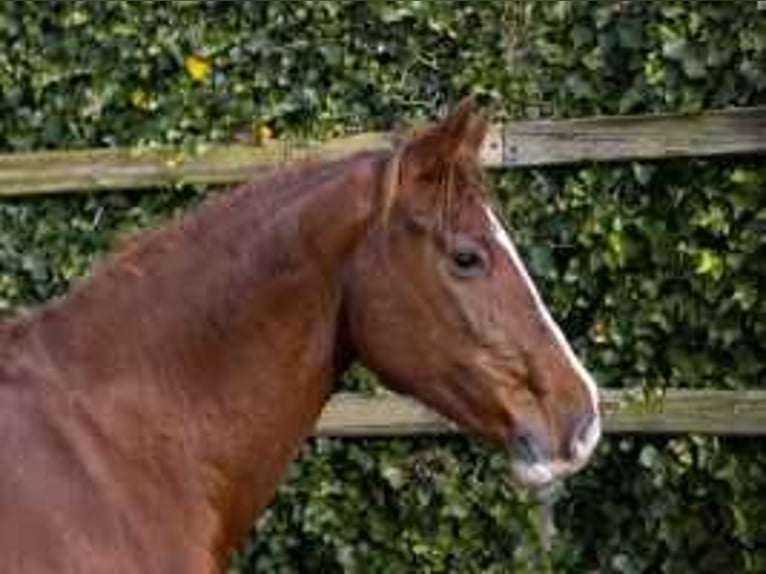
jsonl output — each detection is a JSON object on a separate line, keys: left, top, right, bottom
{"left": 484, "top": 206, "right": 601, "bottom": 466}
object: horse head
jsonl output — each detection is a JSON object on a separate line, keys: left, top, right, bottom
{"left": 344, "top": 98, "right": 601, "bottom": 487}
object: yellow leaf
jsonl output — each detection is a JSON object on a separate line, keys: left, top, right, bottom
{"left": 185, "top": 54, "right": 212, "bottom": 82}
{"left": 129, "top": 89, "right": 150, "bottom": 110}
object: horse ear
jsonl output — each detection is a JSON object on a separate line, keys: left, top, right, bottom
{"left": 406, "top": 96, "right": 489, "bottom": 170}
{"left": 381, "top": 97, "right": 488, "bottom": 217}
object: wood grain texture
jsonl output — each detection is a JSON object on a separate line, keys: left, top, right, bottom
{"left": 0, "top": 132, "right": 392, "bottom": 196}
{"left": 501, "top": 107, "right": 766, "bottom": 167}
{"left": 316, "top": 390, "right": 766, "bottom": 437}
{"left": 1, "top": 107, "right": 763, "bottom": 195}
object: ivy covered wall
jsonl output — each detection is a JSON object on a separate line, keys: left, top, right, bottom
{"left": 1, "top": 1, "right": 764, "bottom": 572}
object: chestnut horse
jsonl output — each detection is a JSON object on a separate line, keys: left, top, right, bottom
{"left": 0, "top": 99, "right": 599, "bottom": 573}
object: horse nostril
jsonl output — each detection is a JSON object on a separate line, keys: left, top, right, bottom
{"left": 512, "top": 431, "right": 547, "bottom": 465}
{"left": 568, "top": 412, "right": 598, "bottom": 461}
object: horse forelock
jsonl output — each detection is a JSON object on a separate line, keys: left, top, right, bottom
{"left": 379, "top": 142, "right": 406, "bottom": 226}
{"left": 378, "top": 138, "right": 488, "bottom": 232}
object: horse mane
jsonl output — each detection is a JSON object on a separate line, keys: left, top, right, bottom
{"left": 104, "top": 149, "right": 393, "bottom": 287}
{"left": 110, "top": 156, "right": 349, "bottom": 266}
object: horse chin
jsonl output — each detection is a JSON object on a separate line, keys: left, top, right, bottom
{"left": 508, "top": 456, "right": 589, "bottom": 490}
{"left": 508, "top": 458, "right": 556, "bottom": 489}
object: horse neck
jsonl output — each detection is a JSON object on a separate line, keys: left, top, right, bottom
{"left": 25, "top": 152, "right": 383, "bottom": 552}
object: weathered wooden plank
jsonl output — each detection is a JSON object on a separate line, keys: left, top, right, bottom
{"left": 600, "top": 389, "right": 766, "bottom": 435}
{"left": 0, "top": 132, "right": 392, "bottom": 197}
{"left": 315, "top": 389, "right": 766, "bottom": 437}
{"left": 1, "top": 107, "right": 764, "bottom": 196}
{"left": 502, "top": 106, "right": 766, "bottom": 166}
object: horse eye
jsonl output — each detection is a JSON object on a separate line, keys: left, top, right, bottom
{"left": 450, "top": 248, "right": 487, "bottom": 277}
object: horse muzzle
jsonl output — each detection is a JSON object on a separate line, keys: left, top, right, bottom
{"left": 507, "top": 411, "right": 601, "bottom": 488}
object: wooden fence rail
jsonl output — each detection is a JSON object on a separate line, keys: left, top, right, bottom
{"left": 1, "top": 107, "right": 764, "bottom": 196}
{"left": 2, "top": 106, "right": 765, "bottom": 436}
{"left": 317, "top": 390, "right": 766, "bottom": 437}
